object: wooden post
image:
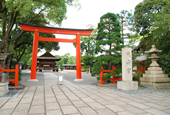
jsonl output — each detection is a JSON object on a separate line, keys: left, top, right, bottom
{"left": 30, "top": 31, "right": 39, "bottom": 81}
{"left": 75, "top": 34, "right": 82, "bottom": 80}
{"left": 0, "top": 65, "right": 1, "bottom": 74}
{"left": 15, "top": 65, "right": 19, "bottom": 87}
{"left": 100, "top": 70, "right": 103, "bottom": 85}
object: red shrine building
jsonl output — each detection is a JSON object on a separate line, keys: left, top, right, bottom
{"left": 37, "top": 52, "right": 61, "bottom": 72}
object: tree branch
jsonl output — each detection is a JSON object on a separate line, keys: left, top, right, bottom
{"left": 163, "top": 33, "right": 169, "bottom": 40}
{"left": 26, "top": 7, "right": 46, "bottom": 23}
{"left": 0, "top": 0, "right": 6, "bottom": 13}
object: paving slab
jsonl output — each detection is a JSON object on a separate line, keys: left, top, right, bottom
{"left": 0, "top": 70, "right": 170, "bottom": 115}
{"left": 61, "top": 105, "right": 79, "bottom": 114}
{"left": 46, "top": 102, "right": 60, "bottom": 110}
{"left": 29, "top": 105, "right": 44, "bottom": 114}
{"left": 145, "top": 108, "right": 169, "bottom": 115}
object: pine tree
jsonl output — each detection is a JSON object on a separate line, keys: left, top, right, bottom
{"left": 92, "top": 13, "right": 124, "bottom": 80}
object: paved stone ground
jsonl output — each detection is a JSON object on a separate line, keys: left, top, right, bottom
{"left": 0, "top": 70, "right": 170, "bottom": 115}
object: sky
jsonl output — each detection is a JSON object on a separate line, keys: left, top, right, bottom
{"left": 38, "top": 0, "right": 143, "bottom": 56}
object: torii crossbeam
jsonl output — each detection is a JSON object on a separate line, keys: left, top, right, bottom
{"left": 19, "top": 22, "right": 93, "bottom": 82}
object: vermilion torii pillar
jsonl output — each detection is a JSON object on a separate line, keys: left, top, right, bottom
{"left": 19, "top": 22, "right": 93, "bottom": 82}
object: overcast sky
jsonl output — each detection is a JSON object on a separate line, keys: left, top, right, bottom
{"left": 38, "top": 0, "right": 143, "bottom": 56}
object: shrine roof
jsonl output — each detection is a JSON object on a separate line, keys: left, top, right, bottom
{"left": 37, "top": 52, "right": 61, "bottom": 61}
{"left": 19, "top": 22, "right": 93, "bottom": 31}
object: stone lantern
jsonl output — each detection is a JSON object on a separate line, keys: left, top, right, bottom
{"left": 140, "top": 45, "right": 170, "bottom": 89}
{"left": 146, "top": 45, "right": 162, "bottom": 67}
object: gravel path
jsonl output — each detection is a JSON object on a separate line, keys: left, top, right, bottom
{"left": 0, "top": 88, "right": 20, "bottom": 97}
{"left": 104, "top": 86, "right": 170, "bottom": 95}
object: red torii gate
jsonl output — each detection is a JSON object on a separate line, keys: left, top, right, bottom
{"left": 19, "top": 22, "right": 93, "bottom": 82}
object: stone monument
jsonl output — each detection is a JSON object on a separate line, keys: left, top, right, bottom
{"left": 117, "top": 47, "right": 138, "bottom": 90}
{"left": 0, "top": 73, "right": 9, "bottom": 96}
{"left": 140, "top": 45, "right": 170, "bottom": 89}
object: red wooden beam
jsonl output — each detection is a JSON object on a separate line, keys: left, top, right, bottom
{"left": 38, "top": 37, "right": 76, "bottom": 43}
{"left": 19, "top": 23, "right": 93, "bottom": 36}
{"left": 0, "top": 69, "right": 16, "bottom": 72}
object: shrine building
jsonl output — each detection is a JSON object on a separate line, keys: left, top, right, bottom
{"left": 37, "top": 52, "right": 61, "bottom": 72}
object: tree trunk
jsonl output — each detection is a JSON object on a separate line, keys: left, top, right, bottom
{"left": 0, "top": 10, "right": 19, "bottom": 68}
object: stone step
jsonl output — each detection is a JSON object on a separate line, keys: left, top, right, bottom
{"left": 140, "top": 77, "right": 170, "bottom": 82}
{"left": 145, "top": 71, "right": 164, "bottom": 74}
{"left": 141, "top": 81, "right": 170, "bottom": 89}
{"left": 148, "top": 67, "right": 162, "bottom": 71}
{"left": 143, "top": 74, "right": 168, "bottom": 78}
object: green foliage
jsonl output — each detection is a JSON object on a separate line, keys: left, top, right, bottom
{"left": 4, "top": 0, "right": 78, "bottom": 25}
{"left": 39, "top": 33, "right": 60, "bottom": 52}
{"left": 28, "top": 57, "right": 32, "bottom": 68}
{"left": 134, "top": 0, "right": 170, "bottom": 77}
{"left": 75, "top": 25, "right": 97, "bottom": 73}
{"left": 55, "top": 53, "right": 76, "bottom": 70}
{"left": 0, "top": 0, "right": 79, "bottom": 69}
{"left": 82, "top": 65, "right": 89, "bottom": 72}
{"left": 92, "top": 13, "right": 124, "bottom": 80}
{"left": 134, "top": 0, "right": 170, "bottom": 37}
{"left": 158, "top": 54, "right": 170, "bottom": 77}
{"left": 133, "top": 70, "right": 142, "bottom": 83}
{"left": 9, "top": 70, "right": 22, "bottom": 83}
{"left": 117, "top": 10, "right": 136, "bottom": 44}
{"left": 67, "top": 56, "right": 76, "bottom": 64}
{"left": 20, "top": 53, "right": 32, "bottom": 67}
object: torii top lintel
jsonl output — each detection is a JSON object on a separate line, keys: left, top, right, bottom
{"left": 19, "top": 22, "right": 93, "bottom": 36}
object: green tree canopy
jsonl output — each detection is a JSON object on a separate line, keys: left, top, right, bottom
{"left": 134, "top": 0, "right": 170, "bottom": 38}
{"left": 134, "top": 0, "right": 170, "bottom": 76}
{"left": 0, "top": 0, "right": 79, "bottom": 68}
{"left": 95, "top": 12, "right": 124, "bottom": 70}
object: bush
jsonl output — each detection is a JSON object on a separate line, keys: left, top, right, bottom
{"left": 9, "top": 70, "right": 22, "bottom": 82}
{"left": 133, "top": 70, "right": 142, "bottom": 85}
{"left": 158, "top": 54, "right": 170, "bottom": 77}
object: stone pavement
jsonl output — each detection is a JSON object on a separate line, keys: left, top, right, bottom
{"left": 0, "top": 70, "right": 170, "bottom": 115}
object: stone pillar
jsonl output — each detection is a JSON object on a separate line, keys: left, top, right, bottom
{"left": 0, "top": 73, "right": 9, "bottom": 96}
{"left": 117, "top": 47, "right": 138, "bottom": 90}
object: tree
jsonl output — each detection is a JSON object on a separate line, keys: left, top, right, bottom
{"left": 0, "top": 0, "right": 79, "bottom": 68}
{"left": 5, "top": 14, "right": 60, "bottom": 68}
{"left": 73, "top": 24, "right": 97, "bottom": 72}
{"left": 134, "top": 0, "right": 169, "bottom": 38}
{"left": 80, "top": 25, "right": 97, "bottom": 72}
{"left": 95, "top": 12, "right": 124, "bottom": 70}
{"left": 67, "top": 56, "right": 76, "bottom": 64}
{"left": 55, "top": 53, "right": 71, "bottom": 69}
{"left": 117, "top": 10, "right": 134, "bottom": 44}
{"left": 92, "top": 13, "right": 124, "bottom": 80}
{"left": 134, "top": 0, "right": 170, "bottom": 76}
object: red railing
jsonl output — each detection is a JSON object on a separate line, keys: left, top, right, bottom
{"left": 133, "top": 69, "right": 146, "bottom": 74}
{"left": 100, "top": 67, "right": 146, "bottom": 85}
{"left": 100, "top": 66, "right": 122, "bottom": 85}
{"left": 0, "top": 65, "right": 19, "bottom": 87}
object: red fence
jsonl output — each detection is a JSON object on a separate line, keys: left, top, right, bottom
{"left": 100, "top": 66, "right": 146, "bottom": 85}
{"left": 0, "top": 65, "right": 19, "bottom": 87}
{"left": 100, "top": 66, "right": 122, "bottom": 85}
